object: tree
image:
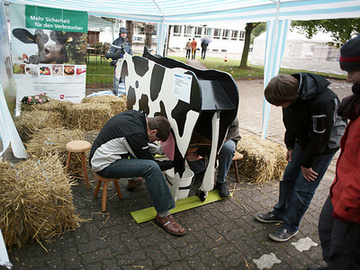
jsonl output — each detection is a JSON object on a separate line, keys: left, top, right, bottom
{"left": 145, "top": 24, "right": 155, "bottom": 49}
{"left": 240, "top": 22, "right": 261, "bottom": 68}
{"left": 292, "top": 18, "right": 360, "bottom": 47}
{"left": 126, "top": 20, "right": 134, "bottom": 45}
{"left": 251, "top": 22, "right": 266, "bottom": 43}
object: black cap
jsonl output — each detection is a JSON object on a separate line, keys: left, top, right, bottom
{"left": 340, "top": 34, "right": 360, "bottom": 72}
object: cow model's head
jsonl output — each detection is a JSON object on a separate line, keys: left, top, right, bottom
{"left": 12, "top": 28, "right": 81, "bottom": 64}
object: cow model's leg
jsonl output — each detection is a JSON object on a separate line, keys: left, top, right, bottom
{"left": 199, "top": 111, "right": 220, "bottom": 200}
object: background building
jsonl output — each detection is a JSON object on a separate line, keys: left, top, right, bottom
{"left": 87, "top": 16, "right": 247, "bottom": 55}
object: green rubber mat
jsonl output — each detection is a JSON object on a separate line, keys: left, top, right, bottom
{"left": 130, "top": 190, "right": 227, "bottom": 223}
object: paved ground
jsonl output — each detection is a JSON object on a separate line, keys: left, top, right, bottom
{"left": 6, "top": 59, "right": 353, "bottom": 270}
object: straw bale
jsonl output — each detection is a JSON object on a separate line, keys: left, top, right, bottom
{"left": 0, "top": 155, "right": 82, "bottom": 247}
{"left": 81, "top": 95, "right": 128, "bottom": 116}
{"left": 65, "top": 103, "right": 113, "bottom": 131}
{"left": 14, "top": 110, "right": 64, "bottom": 143}
{"left": 236, "top": 134, "right": 287, "bottom": 183}
{"left": 21, "top": 99, "right": 73, "bottom": 116}
{"left": 25, "top": 127, "right": 85, "bottom": 166}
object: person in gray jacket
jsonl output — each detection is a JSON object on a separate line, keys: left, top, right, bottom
{"left": 109, "top": 27, "right": 132, "bottom": 96}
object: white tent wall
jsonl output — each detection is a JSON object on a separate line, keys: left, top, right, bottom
{"left": 0, "top": 0, "right": 26, "bottom": 159}
{"left": 251, "top": 31, "right": 347, "bottom": 76}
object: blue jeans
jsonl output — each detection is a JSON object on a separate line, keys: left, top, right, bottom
{"left": 272, "top": 143, "right": 335, "bottom": 232}
{"left": 188, "top": 139, "right": 236, "bottom": 184}
{"left": 113, "top": 66, "right": 119, "bottom": 96}
{"left": 216, "top": 139, "right": 236, "bottom": 184}
{"left": 97, "top": 159, "right": 175, "bottom": 214}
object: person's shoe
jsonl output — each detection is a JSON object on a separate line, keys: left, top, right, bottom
{"left": 269, "top": 226, "right": 298, "bottom": 242}
{"left": 127, "top": 177, "right": 143, "bottom": 192}
{"left": 155, "top": 214, "right": 186, "bottom": 236}
{"left": 255, "top": 212, "right": 282, "bottom": 223}
{"left": 215, "top": 182, "right": 230, "bottom": 198}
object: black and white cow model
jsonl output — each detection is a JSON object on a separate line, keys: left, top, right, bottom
{"left": 117, "top": 47, "right": 239, "bottom": 201}
{"left": 12, "top": 28, "right": 82, "bottom": 64}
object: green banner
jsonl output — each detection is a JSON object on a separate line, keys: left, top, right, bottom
{"left": 25, "top": 5, "right": 87, "bottom": 33}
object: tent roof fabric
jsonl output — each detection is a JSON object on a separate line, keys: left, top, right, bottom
{"left": 7, "top": 0, "right": 360, "bottom": 24}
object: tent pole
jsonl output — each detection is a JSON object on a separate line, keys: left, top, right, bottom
{"left": 261, "top": 0, "right": 280, "bottom": 140}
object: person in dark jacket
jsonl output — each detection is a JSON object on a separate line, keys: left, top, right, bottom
{"left": 89, "top": 110, "right": 185, "bottom": 236}
{"left": 109, "top": 27, "right": 132, "bottom": 96}
{"left": 255, "top": 73, "right": 345, "bottom": 242}
{"left": 200, "top": 40, "right": 208, "bottom": 59}
{"left": 308, "top": 35, "right": 360, "bottom": 270}
{"left": 186, "top": 118, "right": 241, "bottom": 198}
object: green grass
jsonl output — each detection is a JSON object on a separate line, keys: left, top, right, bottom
{"left": 86, "top": 55, "right": 347, "bottom": 86}
{"left": 167, "top": 56, "right": 188, "bottom": 64}
{"left": 168, "top": 55, "right": 347, "bottom": 80}
{"left": 86, "top": 56, "right": 113, "bottom": 84}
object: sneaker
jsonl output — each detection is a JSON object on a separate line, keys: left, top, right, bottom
{"left": 215, "top": 182, "right": 230, "bottom": 198}
{"left": 255, "top": 212, "right": 282, "bottom": 223}
{"left": 269, "top": 226, "right": 298, "bottom": 242}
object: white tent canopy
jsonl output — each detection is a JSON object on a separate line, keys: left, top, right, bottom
{"left": 6, "top": 0, "right": 360, "bottom": 24}
{"left": 1, "top": 0, "right": 360, "bottom": 158}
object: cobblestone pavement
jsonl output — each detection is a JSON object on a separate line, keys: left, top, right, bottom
{"left": 6, "top": 60, "right": 353, "bottom": 270}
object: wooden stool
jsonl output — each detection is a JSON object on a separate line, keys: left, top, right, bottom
{"left": 93, "top": 172, "right": 123, "bottom": 212}
{"left": 65, "top": 140, "right": 92, "bottom": 190}
{"left": 232, "top": 151, "right": 243, "bottom": 183}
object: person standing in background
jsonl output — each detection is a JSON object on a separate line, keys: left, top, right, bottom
{"left": 185, "top": 39, "right": 191, "bottom": 59}
{"left": 200, "top": 36, "right": 211, "bottom": 59}
{"left": 109, "top": 27, "right": 132, "bottom": 96}
{"left": 191, "top": 38, "right": 197, "bottom": 60}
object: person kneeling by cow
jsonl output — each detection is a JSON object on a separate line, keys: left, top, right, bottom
{"left": 186, "top": 118, "right": 241, "bottom": 198}
{"left": 89, "top": 110, "right": 185, "bottom": 236}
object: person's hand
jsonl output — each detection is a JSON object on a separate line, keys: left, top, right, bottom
{"left": 301, "top": 166, "right": 318, "bottom": 181}
{"left": 286, "top": 149, "right": 293, "bottom": 162}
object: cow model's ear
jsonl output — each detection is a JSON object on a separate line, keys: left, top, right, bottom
{"left": 12, "top": 28, "right": 36, "bottom": 44}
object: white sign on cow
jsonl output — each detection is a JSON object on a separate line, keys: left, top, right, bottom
{"left": 173, "top": 73, "right": 192, "bottom": 104}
